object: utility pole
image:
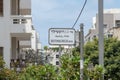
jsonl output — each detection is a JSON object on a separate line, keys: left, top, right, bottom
{"left": 98, "top": 0, "right": 104, "bottom": 80}
{"left": 80, "top": 23, "right": 84, "bottom": 80}
{"left": 59, "top": 45, "right": 61, "bottom": 66}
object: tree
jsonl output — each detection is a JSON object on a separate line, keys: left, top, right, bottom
{"left": 84, "top": 38, "right": 99, "bottom": 65}
{"left": 0, "top": 56, "right": 5, "bottom": 68}
{"left": 60, "top": 48, "right": 104, "bottom": 80}
{"left": 50, "top": 47, "right": 64, "bottom": 52}
{"left": 18, "top": 64, "right": 57, "bottom": 80}
{"left": 44, "top": 46, "right": 48, "bottom": 51}
{"left": 0, "top": 56, "right": 17, "bottom": 80}
{"left": 60, "top": 53, "right": 80, "bottom": 80}
{"left": 84, "top": 38, "right": 120, "bottom": 80}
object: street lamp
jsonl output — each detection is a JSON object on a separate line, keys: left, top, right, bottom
{"left": 98, "top": 0, "right": 104, "bottom": 79}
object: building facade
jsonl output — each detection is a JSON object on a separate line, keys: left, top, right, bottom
{"left": 0, "top": 0, "right": 41, "bottom": 68}
{"left": 85, "top": 9, "right": 120, "bottom": 43}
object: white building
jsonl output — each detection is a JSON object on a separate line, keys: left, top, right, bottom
{"left": 47, "top": 52, "right": 60, "bottom": 66}
{"left": 85, "top": 9, "right": 120, "bottom": 43}
{"left": 0, "top": 0, "right": 41, "bottom": 68}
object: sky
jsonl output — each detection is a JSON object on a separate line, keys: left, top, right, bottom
{"left": 31, "top": 0, "right": 120, "bottom": 47}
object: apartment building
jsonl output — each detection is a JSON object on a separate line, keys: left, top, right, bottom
{"left": 0, "top": 0, "right": 41, "bottom": 68}
{"left": 85, "top": 9, "right": 120, "bottom": 43}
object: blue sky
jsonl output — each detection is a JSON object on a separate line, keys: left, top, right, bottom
{"left": 31, "top": 0, "right": 120, "bottom": 47}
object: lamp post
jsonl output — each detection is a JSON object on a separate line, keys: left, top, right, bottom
{"left": 98, "top": 0, "right": 104, "bottom": 79}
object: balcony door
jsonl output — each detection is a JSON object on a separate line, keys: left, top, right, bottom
{"left": 0, "top": 0, "right": 3, "bottom": 16}
{"left": 11, "top": 0, "right": 31, "bottom": 15}
{"left": 0, "top": 47, "right": 3, "bottom": 57}
{"left": 11, "top": 0, "right": 20, "bottom": 15}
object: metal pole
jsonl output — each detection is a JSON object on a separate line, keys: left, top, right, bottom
{"left": 98, "top": 0, "right": 104, "bottom": 80}
{"left": 80, "top": 23, "right": 84, "bottom": 80}
{"left": 59, "top": 45, "right": 61, "bottom": 66}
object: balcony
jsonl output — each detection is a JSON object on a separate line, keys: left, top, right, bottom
{"left": 10, "top": 15, "right": 32, "bottom": 33}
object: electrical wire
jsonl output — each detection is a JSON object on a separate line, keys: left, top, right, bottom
{"left": 72, "top": 0, "right": 88, "bottom": 28}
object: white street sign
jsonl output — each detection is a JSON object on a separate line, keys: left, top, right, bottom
{"left": 49, "top": 28, "right": 75, "bottom": 45}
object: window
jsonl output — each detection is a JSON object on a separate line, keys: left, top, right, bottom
{"left": 56, "top": 61, "right": 59, "bottom": 65}
{"left": 0, "top": 0, "right": 3, "bottom": 16}
{"left": 88, "top": 37, "right": 90, "bottom": 41}
{"left": 13, "top": 19, "right": 20, "bottom": 24}
{"left": 21, "top": 19, "right": 27, "bottom": 24}
{"left": 13, "top": 19, "right": 27, "bottom": 24}
{"left": 92, "top": 35, "right": 96, "bottom": 39}
{"left": 56, "top": 55, "right": 59, "bottom": 58}
{"left": 11, "top": 0, "right": 31, "bottom": 15}
{"left": 116, "top": 20, "right": 120, "bottom": 27}
{"left": 104, "top": 24, "right": 107, "bottom": 28}
{"left": 0, "top": 47, "right": 3, "bottom": 57}
{"left": 108, "top": 34, "right": 113, "bottom": 38}
{"left": 11, "top": 0, "right": 20, "bottom": 15}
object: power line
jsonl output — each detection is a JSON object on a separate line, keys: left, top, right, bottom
{"left": 72, "top": 0, "right": 87, "bottom": 28}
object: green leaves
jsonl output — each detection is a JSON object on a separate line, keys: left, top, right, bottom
{"left": 1, "top": 37, "right": 120, "bottom": 80}
{"left": 85, "top": 37, "right": 120, "bottom": 80}
{"left": 19, "top": 64, "right": 57, "bottom": 80}
{"left": 0, "top": 56, "right": 5, "bottom": 68}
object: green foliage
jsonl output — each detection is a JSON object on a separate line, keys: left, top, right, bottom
{"left": 50, "top": 47, "right": 64, "bottom": 52}
{"left": 84, "top": 38, "right": 99, "bottom": 65}
{"left": 0, "top": 68, "right": 18, "bottom": 80}
{"left": 0, "top": 56, "right": 5, "bottom": 68}
{"left": 18, "top": 64, "right": 57, "bottom": 80}
{"left": 60, "top": 51, "right": 104, "bottom": 80}
{"left": 60, "top": 53, "right": 80, "bottom": 80}
{"left": 104, "top": 38, "right": 120, "bottom": 80}
{"left": 0, "top": 56, "right": 18, "bottom": 80}
{"left": 84, "top": 38, "right": 120, "bottom": 80}
{"left": 1, "top": 37, "right": 119, "bottom": 80}
{"left": 44, "top": 46, "right": 48, "bottom": 51}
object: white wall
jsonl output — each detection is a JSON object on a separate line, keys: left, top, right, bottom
{"left": 0, "top": 22, "right": 11, "bottom": 68}
{"left": 0, "top": 0, "right": 41, "bottom": 68}
{"left": 31, "top": 30, "right": 37, "bottom": 51}
{"left": 0, "top": 0, "right": 11, "bottom": 68}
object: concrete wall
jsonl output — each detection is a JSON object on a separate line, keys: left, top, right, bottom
{"left": 85, "top": 10, "right": 120, "bottom": 43}
{"left": 0, "top": 0, "right": 32, "bottom": 68}
{"left": 31, "top": 30, "right": 37, "bottom": 51}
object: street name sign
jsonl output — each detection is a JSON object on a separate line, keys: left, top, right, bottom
{"left": 49, "top": 28, "right": 75, "bottom": 45}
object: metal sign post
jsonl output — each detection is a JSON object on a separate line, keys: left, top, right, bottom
{"left": 80, "top": 23, "right": 84, "bottom": 80}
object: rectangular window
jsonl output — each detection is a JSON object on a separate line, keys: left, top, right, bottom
{"left": 108, "top": 34, "right": 113, "bottom": 38}
{"left": 56, "top": 61, "right": 59, "bottom": 65}
{"left": 13, "top": 19, "right": 20, "bottom": 24}
{"left": 21, "top": 19, "right": 27, "bottom": 24}
{"left": 11, "top": 0, "right": 31, "bottom": 15}
{"left": 0, "top": 0, "right": 3, "bottom": 16}
{"left": 92, "top": 35, "right": 96, "bottom": 39}
{"left": 104, "top": 24, "right": 107, "bottom": 28}
{"left": 56, "top": 55, "right": 59, "bottom": 58}
{"left": 11, "top": 0, "right": 20, "bottom": 15}
{"left": 116, "top": 20, "right": 120, "bottom": 27}
{"left": 0, "top": 47, "right": 3, "bottom": 57}
{"left": 13, "top": 19, "right": 27, "bottom": 24}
